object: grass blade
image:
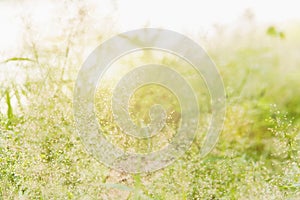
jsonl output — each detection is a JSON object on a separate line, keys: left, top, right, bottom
{"left": 1, "top": 57, "right": 35, "bottom": 64}
{"left": 5, "top": 90, "right": 13, "bottom": 120}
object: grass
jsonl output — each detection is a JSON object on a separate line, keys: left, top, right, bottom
{"left": 0, "top": 3, "right": 300, "bottom": 199}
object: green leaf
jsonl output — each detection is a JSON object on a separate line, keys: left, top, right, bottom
{"left": 266, "top": 26, "right": 285, "bottom": 39}
{"left": 1, "top": 57, "right": 35, "bottom": 64}
{"left": 279, "top": 32, "right": 285, "bottom": 39}
{"left": 267, "top": 26, "right": 277, "bottom": 36}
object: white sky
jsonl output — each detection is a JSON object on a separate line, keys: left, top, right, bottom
{"left": 0, "top": 0, "right": 300, "bottom": 52}
{"left": 117, "top": 0, "right": 300, "bottom": 30}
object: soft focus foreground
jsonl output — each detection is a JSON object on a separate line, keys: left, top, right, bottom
{"left": 0, "top": 1, "right": 300, "bottom": 199}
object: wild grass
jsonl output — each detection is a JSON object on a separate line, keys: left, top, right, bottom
{"left": 0, "top": 2, "right": 299, "bottom": 199}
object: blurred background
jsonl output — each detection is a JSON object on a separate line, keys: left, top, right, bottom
{"left": 1, "top": 0, "right": 300, "bottom": 54}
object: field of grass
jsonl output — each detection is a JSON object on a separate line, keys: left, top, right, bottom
{"left": 0, "top": 2, "right": 300, "bottom": 199}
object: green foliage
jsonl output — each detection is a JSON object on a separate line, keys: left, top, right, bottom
{"left": 267, "top": 26, "right": 285, "bottom": 39}
{"left": 0, "top": 8, "right": 299, "bottom": 199}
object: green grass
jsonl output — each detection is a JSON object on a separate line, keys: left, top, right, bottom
{"left": 0, "top": 8, "right": 299, "bottom": 199}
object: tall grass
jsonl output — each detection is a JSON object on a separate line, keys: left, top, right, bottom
{"left": 0, "top": 2, "right": 299, "bottom": 199}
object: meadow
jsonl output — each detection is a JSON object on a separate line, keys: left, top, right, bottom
{"left": 0, "top": 2, "right": 299, "bottom": 199}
